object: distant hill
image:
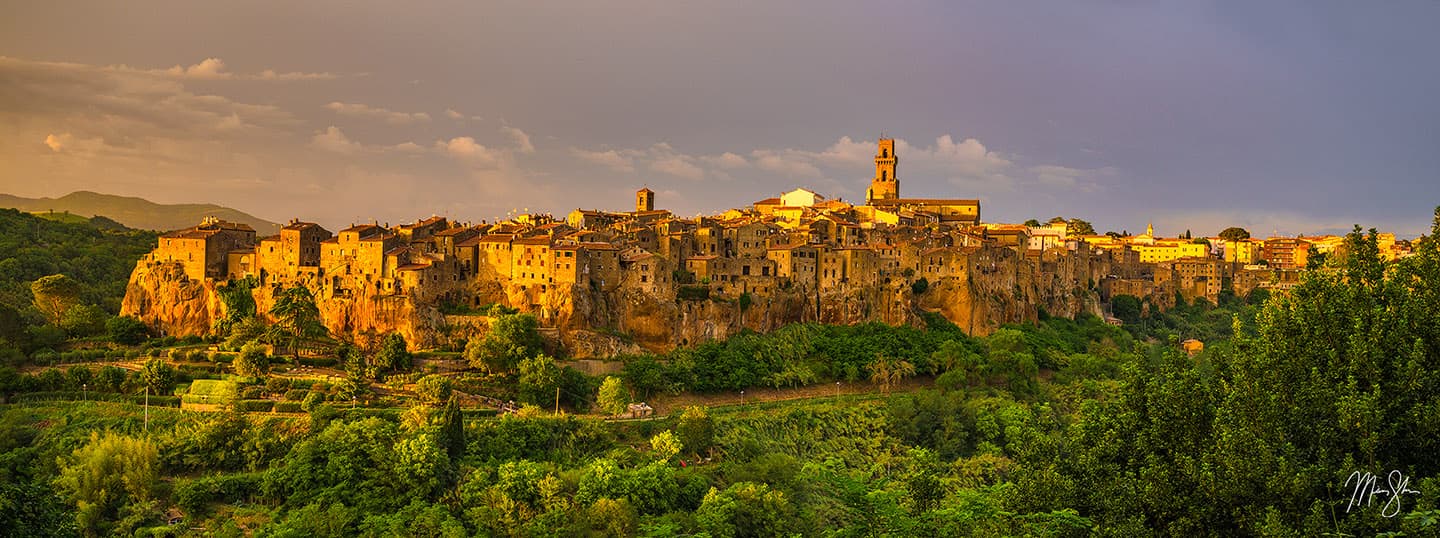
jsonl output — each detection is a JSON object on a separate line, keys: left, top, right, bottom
{"left": 0, "top": 191, "right": 279, "bottom": 233}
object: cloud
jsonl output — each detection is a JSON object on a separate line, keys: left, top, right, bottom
{"left": 445, "top": 108, "right": 464, "bottom": 120}
{"left": 311, "top": 126, "right": 361, "bottom": 154}
{"left": 815, "top": 136, "right": 873, "bottom": 167}
{"left": 702, "top": 152, "right": 748, "bottom": 169}
{"left": 650, "top": 155, "right": 705, "bottom": 181}
{"left": 750, "top": 149, "right": 823, "bottom": 179}
{"left": 1031, "top": 165, "right": 1115, "bottom": 191}
{"left": 150, "top": 57, "right": 337, "bottom": 80}
{"left": 503, "top": 126, "right": 534, "bottom": 153}
{"left": 438, "top": 136, "right": 500, "bottom": 168}
{"left": 324, "top": 101, "right": 431, "bottom": 125}
{"left": 166, "top": 57, "right": 228, "bottom": 79}
{"left": 572, "top": 148, "right": 635, "bottom": 173}
{"left": 44, "top": 133, "right": 68, "bottom": 152}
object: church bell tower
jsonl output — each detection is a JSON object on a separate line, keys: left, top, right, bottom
{"left": 867, "top": 138, "right": 899, "bottom": 203}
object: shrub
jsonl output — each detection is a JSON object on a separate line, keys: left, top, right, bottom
{"left": 284, "top": 389, "right": 309, "bottom": 401}
{"left": 274, "top": 401, "right": 303, "bottom": 413}
{"left": 237, "top": 400, "right": 274, "bottom": 412}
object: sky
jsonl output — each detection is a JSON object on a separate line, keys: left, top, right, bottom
{"left": 1, "top": 1, "right": 1437, "bottom": 237}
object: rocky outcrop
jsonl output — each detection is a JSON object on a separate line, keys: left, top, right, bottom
{"left": 120, "top": 260, "right": 224, "bottom": 337}
{"left": 122, "top": 245, "right": 1102, "bottom": 354}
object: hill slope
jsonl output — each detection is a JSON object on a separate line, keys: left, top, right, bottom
{"left": 0, "top": 191, "right": 278, "bottom": 233}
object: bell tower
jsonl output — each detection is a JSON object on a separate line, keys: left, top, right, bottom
{"left": 867, "top": 138, "right": 899, "bottom": 203}
{"left": 636, "top": 187, "right": 655, "bottom": 212}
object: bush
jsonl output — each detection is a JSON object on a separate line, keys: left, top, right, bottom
{"left": 415, "top": 375, "right": 453, "bottom": 404}
{"left": 236, "top": 400, "right": 274, "bottom": 412}
{"left": 296, "top": 357, "right": 337, "bottom": 368}
{"left": 175, "top": 472, "right": 263, "bottom": 514}
{"left": 274, "top": 401, "right": 303, "bottom": 413}
{"left": 283, "top": 389, "right": 309, "bottom": 401}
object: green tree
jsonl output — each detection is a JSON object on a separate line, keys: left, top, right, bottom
{"left": 695, "top": 482, "right": 793, "bottom": 538}
{"left": 415, "top": 375, "right": 453, "bottom": 405}
{"left": 373, "top": 333, "right": 412, "bottom": 375}
{"left": 139, "top": 358, "right": 174, "bottom": 395}
{"left": 1218, "top": 226, "right": 1251, "bottom": 242}
{"left": 105, "top": 316, "right": 148, "bottom": 345}
{"left": 1066, "top": 218, "right": 1096, "bottom": 237}
{"left": 465, "top": 313, "right": 543, "bottom": 373}
{"left": 436, "top": 397, "right": 466, "bottom": 464}
{"left": 233, "top": 342, "right": 271, "bottom": 377}
{"left": 517, "top": 354, "right": 561, "bottom": 406}
{"left": 60, "top": 304, "right": 107, "bottom": 337}
{"left": 869, "top": 354, "right": 916, "bottom": 394}
{"left": 30, "top": 274, "right": 82, "bottom": 326}
{"left": 932, "top": 339, "right": 983, "bottom": 387}
{"left": 676, "top": 405, "right": 715, "bottom": 457}
{"left": 266, "top": 285, "right": 327, "bottom": 355}
{"left": 1023, "top": 219, "right": 1042, "bottom": 227}
{"left": 1111, "top": 294, "right": 1143, "bottom": 325}
{"left": 597, "top": 376, "right": 629, "bottom": 416}
{"left": 649, "top": 430, "right": 682, "bottom": 462}
{"left": 54, "top": 432, "right": 159, "bottom": 535}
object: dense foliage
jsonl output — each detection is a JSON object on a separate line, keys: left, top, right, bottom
{"left": 0, "top": 209, "right": 156, "bottom": 362}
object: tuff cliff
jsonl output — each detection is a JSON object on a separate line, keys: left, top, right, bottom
{"left": 122, "top": 245, "right": 1102, "bottom": 355}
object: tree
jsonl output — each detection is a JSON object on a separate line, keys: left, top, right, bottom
{"left": 415, "top": 374, "right": 453, "bottom": 404}
{"left": 931, "top": 339, "right": 982, "bottom": 386}
{"left": 1218, "top": 227, "right": 1251, "bottom": 242}
{"left": 233, "top": 342, "right": 271, "bottom": 377}
{"left": 30, "top": 274, "right": 82, "bottom": 326}
{"left": 266, "top": 285, "right": 327, "bottom": 356}
{"left": 1111, "top": 294, "right": 1143, "bottom": 325}
{"left": 516, "top": 354, "right": 560, "bottom": 406}
{"left": 1023, "top": 219, "right": 1042, "bottom": 227}
{"left": 437, "top": 397, "right": 466, "bottom": 464}
{"left": 597, "top": 376, "right": 629, "bottom": 416}
{"left": 373, "top": 333, "right": 413, "bottom": 375}
{"left": 649, "top": 430, "right": 683, "bottom": 462}
{"left": 869, "top": 354, "right": 916, "bottom": 394}
{"left": 139, "top": 358, "right": 174, "bottom": 395}
{"left": 60, "top": 304, "right": 107, "bottom": 337}
{"left": 695, "top": 482, "right": 793, "bottom": 538}
{"left": 911, "top": 277, "right": 929, "bottom": 295}
{"left": 105, "top": 316, "right": 148, "bottom": 345}
{"left": 1066, "top": 218, "right": 1096, "bottom": 237}
{"left": 466, "top": 313, "right": 544, "bottom": 373}
{"left": 676, "top": 405, "right": 714, "bottom": 456}
{"left": 55, "top": 432, "right": 159, "bottom": 535}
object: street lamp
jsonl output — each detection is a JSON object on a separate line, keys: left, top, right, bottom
{"left": 82, "top": 383, "right": 87, "bottom": 402}
{"left": 739, "top": 390, "right": 744, "bottom": 405}
{"left": 835, "top": 381, "right": 840, "bottom": 398}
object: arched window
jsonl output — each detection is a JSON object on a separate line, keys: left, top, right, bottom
{"left": 881, "top": 170, "right": 888, "bottom": 181}
{"left": 882, "top": 149, "right": 889, "bottom": 158}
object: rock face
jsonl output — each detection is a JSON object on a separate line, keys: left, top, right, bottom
{"left": 122, "top": 244, "right": 1102, "bottom": 355}
{"left": 120, "top": 261, "right": 224, "bottom": 337}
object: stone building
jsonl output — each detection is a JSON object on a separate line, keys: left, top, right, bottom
{"left": 153, "top": 217, "right": 256, "bottom": 280}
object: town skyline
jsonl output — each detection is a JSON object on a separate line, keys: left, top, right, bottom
{"left": 3, "top": 2, "right": 1438, "bottom": 237}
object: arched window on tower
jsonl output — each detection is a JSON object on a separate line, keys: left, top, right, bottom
{"left": 881, "top": 170, "right": 888, "bottom": 181}
{"left": 882, "top": 149, "right": 889, "bottom": 158}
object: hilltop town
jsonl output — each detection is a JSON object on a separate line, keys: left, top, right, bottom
{"left": 120, "top": 138, "right": 1412, "bottom": 353}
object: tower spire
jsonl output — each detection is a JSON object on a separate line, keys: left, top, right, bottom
{"left": 867, "top": 137, "right": 899, "bottom": 204}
